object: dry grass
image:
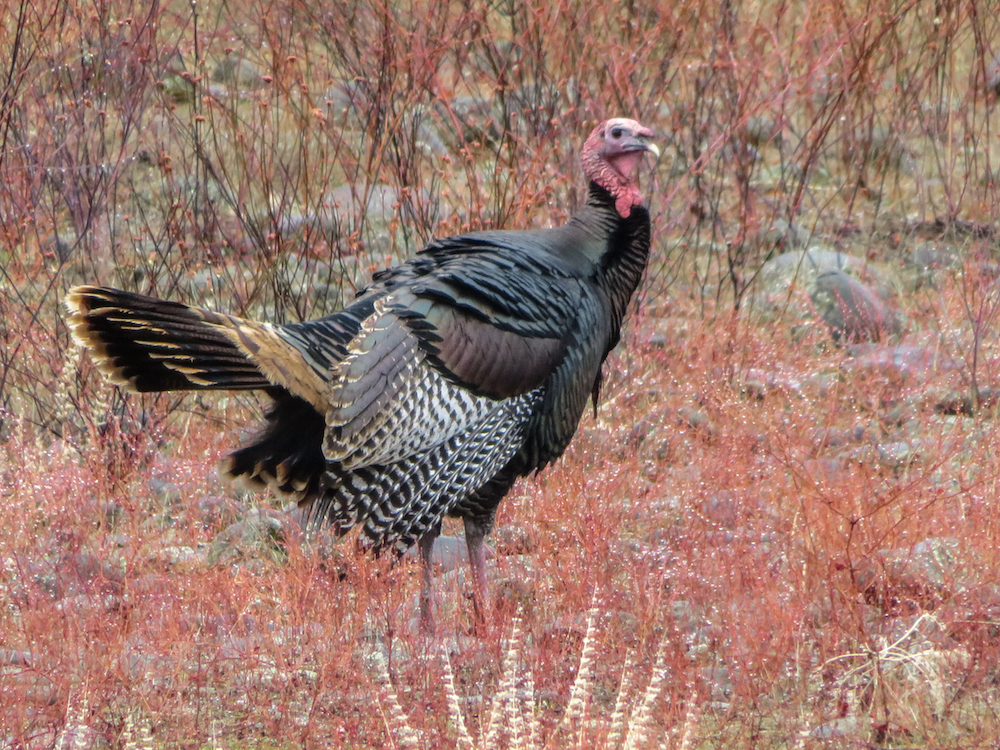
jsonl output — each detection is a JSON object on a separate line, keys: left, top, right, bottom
{"left": 3, "top": 0, "right": 1000, "bottom": 746}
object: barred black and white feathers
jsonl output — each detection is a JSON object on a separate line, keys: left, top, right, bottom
{"left": 65, "top": 118, "right": 658, "bottom": 609}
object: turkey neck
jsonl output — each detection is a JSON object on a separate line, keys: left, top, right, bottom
{"left": 571, "top": 181, "right": 652, "bottom": 344}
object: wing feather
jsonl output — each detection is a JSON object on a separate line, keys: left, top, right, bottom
{"left": 322, "top": 298, "right": 498, "bottom": 468}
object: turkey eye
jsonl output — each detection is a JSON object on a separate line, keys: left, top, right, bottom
{"left": 610, "top": 127, "right": 623, "bottom": 139}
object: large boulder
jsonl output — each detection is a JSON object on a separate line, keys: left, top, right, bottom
{"left": 810, "top": 269, "right": 905, "bottom": 343}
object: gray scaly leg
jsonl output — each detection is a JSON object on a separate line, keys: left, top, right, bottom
{"left": 418, "top": 523, "right": 441, "bottom": 634}
{"left": 464, "top": 516, "right": 492, "bottom": 624}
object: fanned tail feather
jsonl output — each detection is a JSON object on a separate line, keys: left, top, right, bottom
{"left": 65, "top": 285, "right": 271, "bottom": 392}
{"left": 220, "top": 390, "right": 327, "bottom": 497}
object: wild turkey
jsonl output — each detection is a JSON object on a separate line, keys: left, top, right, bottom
{"left": 65, "top": 118, "right": 659, "bottom": 625}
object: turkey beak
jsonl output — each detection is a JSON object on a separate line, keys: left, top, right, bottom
{"left": 625, "top": 135, "right": 660, "bottom": 160}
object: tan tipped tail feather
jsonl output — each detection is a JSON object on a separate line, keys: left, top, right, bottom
{"left": 64, "top": 285, "right": 328, "bottom": 409}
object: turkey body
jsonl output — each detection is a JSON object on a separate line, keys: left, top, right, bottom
{"left": 66, "top": 118, "right": 656, "bottom": 622}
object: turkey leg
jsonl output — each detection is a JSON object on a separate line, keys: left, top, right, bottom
{"left": 418, "top": 523, "right": 441, "bottom": 634}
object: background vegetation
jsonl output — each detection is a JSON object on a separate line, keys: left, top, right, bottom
{"left": 2, "top": 0, "right": 1000, "bottom": 746}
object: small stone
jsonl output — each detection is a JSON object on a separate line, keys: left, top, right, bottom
{"left": 493, "top": 523, "right": 536, "bottom": 555}
{"left": 149, "top": 476, "right": 182, "bottom": 504}
{"left": 677, "top": 406, "right": 714, "bottom": 435}
{"left": 160, "top": 546, "right": 202, "bottom": 567}
{"left": 860, "top": 124, "right": 912, "bottom": 172}
{"left": 0, "top": 649, "right": 31, "bottom": 666}
{"left": 699, "top": 664, "right": 733, "bottom": 701}
{"left": 208, "top": 507, "right": 295, "bottom": 565}
{"left": 876, "top": 441, "right": 916, "bottom": 468}
{"left": 810, "top": 717, "right": 860, "bottom": 741}
{"left": 160, "top": 74, "right": 196, "bottom": 104}
{"left": 811, "top": 425, "right": 867, "bottom": 449}
{"left": 759, "top": 218, "right": 810, "bottom": 249}
{"left": 933, "top": 387, "right": 999, "bottom": 416}
{"left": 742, "top": 116, "right": 781, "bottom": 148}
{"left": 801, "top": 458, "right": 850, "bottom": 486}
{"left": 741, "top": 379, "right": 767, "bottom": 400}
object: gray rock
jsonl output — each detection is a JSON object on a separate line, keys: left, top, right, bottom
{"left": 31, "top": 549, "right": 126, "bottom": 601}
{"left": 277, "top": 184, "right": 438, "bottom": 238}
{"left": 1, "top": 667, "right": 57, "bottom": 706}
{"left": 208, "top": 506, "right": 295, "bottom": 565}
{"left": 324, "top": 83, "right": 448, "bottom": 154}
{"left": 933, "top": 386, "right": 1000, "bottom": 416}
{"left": 677, "top": 406, "right": 715, "bottom": 435}
{"left": 810, "top": 269, "right": 904, "bottom": 343}
{"left": 329, "top": 184, "right": 407, "bottom": 221}
{"left": 811, "top": 425, "right": 867, "bottom": 449}
{"left": 54, "top": 722, "right": 108, "bottom": 750}
{"left": 757, "top": 218, "right": 811, "bottom": 250}
{"left": 699, "top": 491, "right": 741, "bottom": 527}
{"left": 325, "top": 78, "right": 372, "bottom": 115}
{"left": 987, "top": 52, "right": 1000, "bottom": 97}
{"left": 211, "top": 54, "right": 266, "bottom": 89}
{"left": 149, "top": 476, "right": 182, "bottom": 504}
{"left": 800, "top": 458, "right": 851, "bottom": 486}
{"left": 55, "top": 592, "right": 123, "bottom": 616}
{"left": 121, "top": 637, "right": 184, "bottom": 684}
{"left": 742, "top": 116, "right": 781, "bottom": 148}
{"left": 699, "top": 664, "right": 733, "bottom": 702}
{"left": 756, "top": 248, "right": 896, "bottom": 298}
{"left": 160, "top": 73, "right": 196, "bottom": 103}
{"left": 906, "top": 241, "right": 962, "bottom": 289}
{"left": 857, "top": 537, "right": 963, "bottom": 611}
{"left": 876, "top": 441, "right": 917, "bottom": 468}
{"left": 0, "top": 649, "right": 31, "bottom": 666}
{"left": 196, "top": 494, "right": 242, "bottom": 526}
{"left": 159, "top": 546, "right": 202, "bottom": 567}
{"left": 910, "top": 241, "right": 961, "bottom": 271}
{"left": 844, "top": 344, "right": 959, "bottom": 382}
{"left": 810, "top": 717, "right": 861, "bottom": 743}
{"left": 669, "top": 600, "right": 713, "bottom": 658}
{"left": 492, "top": 523, "right": 537, "bottom": 555}
{"left": 857, "top": 124, "right": 914, "bottom": 172}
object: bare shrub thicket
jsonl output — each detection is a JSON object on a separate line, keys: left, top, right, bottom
{"left": 2, "top": 0, "right": 1000, "bottom": 746}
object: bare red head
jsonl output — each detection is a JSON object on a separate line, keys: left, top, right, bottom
{"left": 581, "top": 118, "right": 659, "bottom": 218}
